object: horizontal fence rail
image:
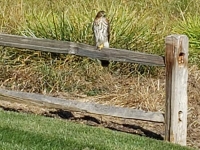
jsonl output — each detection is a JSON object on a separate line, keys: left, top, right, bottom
{"left": 0, "top": 89, "right": 164, "bottom": 122}
{"left": 0, "top": 34, "right": 165, "bottom": 66}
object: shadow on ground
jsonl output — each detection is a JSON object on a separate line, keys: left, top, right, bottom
{"left": 49, "top": 109, "right": 164, "bottom": 140}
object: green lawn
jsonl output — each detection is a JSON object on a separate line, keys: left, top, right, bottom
{"left": 0, "top": 109, "right": 194, "bottom": 150}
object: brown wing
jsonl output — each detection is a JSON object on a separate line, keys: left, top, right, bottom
{"left": 106, "top": 18, "right": 110, "bottom": 42}
{"left": 92, "top": 18, "right": 100, "bottom": 46}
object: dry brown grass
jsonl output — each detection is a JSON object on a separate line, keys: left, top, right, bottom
{"left": 0, "top": 47, "right": 166, "bottom": 111}
{"left": 187, "top": 66, "right": 200, "bottom": 148}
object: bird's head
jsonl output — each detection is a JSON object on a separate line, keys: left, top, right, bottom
{"left": 96, "top": 10, "right": 106, "bottom": 18}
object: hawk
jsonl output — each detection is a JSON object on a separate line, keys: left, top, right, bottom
{"left": 93, "top": 11, "right": 110, "bottom": 50}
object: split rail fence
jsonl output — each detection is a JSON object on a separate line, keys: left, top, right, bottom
{"left": 0, "top": 34, "right": 188, "bottom": 146}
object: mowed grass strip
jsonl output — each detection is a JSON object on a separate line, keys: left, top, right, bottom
{"left": 0, "top": 109, "right": 194, "bottom": 150}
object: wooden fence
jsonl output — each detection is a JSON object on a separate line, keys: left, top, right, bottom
{"left": 0, "top": 34, "right": 188, "bottom": 146}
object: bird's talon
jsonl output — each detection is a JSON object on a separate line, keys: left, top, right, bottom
{"left": 97, "top": 44, "right": 104, "bottom": 50}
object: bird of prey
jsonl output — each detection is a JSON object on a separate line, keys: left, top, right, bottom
{"left": 93, "top": 11, "right": 110, "bottom": 50}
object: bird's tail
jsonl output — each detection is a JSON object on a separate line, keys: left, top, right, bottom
{"left": 104, "top": 41, "right": 109, "bottom": 48}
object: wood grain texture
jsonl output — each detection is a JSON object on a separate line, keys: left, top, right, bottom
{"left": 165, "top": 35, "right": 188, "bottom": 146}
{"left": 0, "top": 88, "right": 164, "bottom": 123}
{"left": 0, "top": 34, "right": 165, "bottom": 66}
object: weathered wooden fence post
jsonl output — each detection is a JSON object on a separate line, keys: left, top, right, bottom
{"left": 165, "top": 35, "right": 189, "bottom": 145}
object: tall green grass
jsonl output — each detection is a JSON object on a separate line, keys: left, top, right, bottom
{"left": 1, "top": 0, "right": 200, "bottom": 58}
{"left": 20, "top": 0, "right": 170, "bottom": 54}
{"left": 6, "top": 0, "right": 197, "bottom": 58}
{"left": 173, "top": 13, "right": 200, "bottom": 66}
